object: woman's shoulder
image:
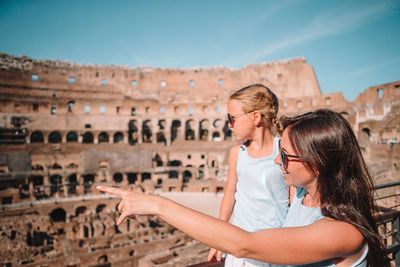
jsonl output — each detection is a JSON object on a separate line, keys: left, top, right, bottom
{"left": 309, "top": 217, "right": 365, "bottom": 253}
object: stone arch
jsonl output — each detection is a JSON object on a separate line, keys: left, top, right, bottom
{"left": 49, "top": 208, "right": 66, "bottom": 222}
{"left": 127, "top": 173, "right": 137, "bottom": 184}
{"left": 67, "top": 173, "right": 77, "bottom": 195}
{"left": 75, "top": 206, "right": 87, "bottom": 216}
{"left": 113, "top": 132, "right": 123, "bottom": 143}
{"left": 96, "top": 204, "right": 106, "bottom": 214}
{"left": 169, "top": 171, "right": 179, "bottom": 179}
{"left": 48, "top": 131, "right": 62, "bottom": 143}
{"left": 213, "top": 119, "right": 222, "bottom": 129}
{"left": 212, "top": 131, "right": 221, "bottom": 141}
{"left": 183, "top": 170, "right": 192, "bottom": 183}
{"left": 156, "top": 132, "right": 166, "bottom": 144}
{"left": 30, "top": 175, "right": 44, "bottom": 186}
{"left": 98, "top": 132, "right": 109, "bottom": 143}
{"left": 171, "top": 120, "right": 181, "bottom": 143}
{"left": 82, "top": 132, "right": 94, "bottom": 144}
{"left": 199, "top": 119, "right": 209, "bottom": 141}
{"left": 113, "top": 172, "right": 123, "bottom": 184}
{"left": 168, "top": 160, "right": 182, "bottom": 167}
{"left": 98, "top": 255, "right": 108, "bottom": 264}
{"left": 82, "top": 174, "right": 95, "bottom": 193}
{"left": 185, "top": 119, "right": 195, "bottom": 140}
{"left": 83, "top": 225, "right": 90, "bottom": 238}
{"left": 49, "top": 174, "right": 62, "bottom": 195}
{"left": 223, "top": 121, "right": 232, "bottom": 140}
{"left": 158, "top": 119, "right": 166, "bottom": 130}
{"left": 32, "top": 164, "right": 44, "bottom": 171}
{"left": 30, "top": 131, "right": 44, "bottom": 143}
{"left": 362, "top": 128, "right": 371, "bottom": 137}
{"left": 141, "top": 172, "right": 151, "bottom": 182}
{"left": 198, "top": 169, "right": 204, "bottom": 179}
{"left": 51, "top": 163, "right": 62, "bottom": 170}
{"left": 66, "top": 131, "right": 78, "bottom": 142}
{"left": 156, "top": 120, "right": 167, "bottom": 144}
{"left": 66, "top": 162, "right": 78, "bottom": 169}
{"left": 142, "top": 120, "right": 152, "bottom": 143}
{"left": 154, "top": 153, "right": 163, "bottom": 166}
{"left": 128, "top": 120, "right": 138, "bottom": 145}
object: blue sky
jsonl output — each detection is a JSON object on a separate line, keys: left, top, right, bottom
{"left": 0, "top": 0, "right": 399, "bottom": 101}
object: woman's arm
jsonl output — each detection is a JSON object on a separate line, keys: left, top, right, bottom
{"left": 97, "top": 186, "right": 364, "bottom": 265}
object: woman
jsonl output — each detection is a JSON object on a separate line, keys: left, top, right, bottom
{"left": 97, "top": 109, "right": 386, "bottom": 266}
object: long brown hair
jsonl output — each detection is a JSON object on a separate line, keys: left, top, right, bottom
{"left": 281, "top": 109, "right": 387, "bottom": 267}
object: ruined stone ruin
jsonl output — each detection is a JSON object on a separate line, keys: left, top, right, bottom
{"left": 0, "top": 52, "right": 399, "bottom": 266}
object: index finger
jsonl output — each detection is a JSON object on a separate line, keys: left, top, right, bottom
{"left": 97, "top": 185, "right": 125, "bottom": 197}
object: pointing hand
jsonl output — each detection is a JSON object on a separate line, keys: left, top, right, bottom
{"left": 96, "top": 185, "right": 160, "bottom": 225}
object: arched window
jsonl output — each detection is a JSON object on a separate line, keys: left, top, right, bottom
{"left": 50, "top": 175, "right": 63, "bottom": 195}
{"left": 49, "top": 208, "right": 66, "bottom": 222}
{"left": 48, "top": 131, "right": 62, "bottom": 143}
{"left": 51, "top": 163, "right": 62, "bottom": 169}
{"left": 141, "top": 172, "right": 151, "bottom": 182}
{"left": 30, "top": 131, "right": 44, "bottom": 143}
{"left": 75, "top": 206, "right": 87, "bottom": 216}
{"left": 212, "top": 132, "right": 221, "bottom": 141}
{"left": 183, "top": 170, "right": 192, "bottom": 183}
{"left": 169, "top": 171, "right": 178, "bottom": 179}
{"left": 171, "top": 120, "right": 181, "bottom": 143}
{"left": 113, "top": 132, "right": 123, "bottom": 143}
{"left": 142, "top": 121, "right": 152, "bottom": 143}
{"left": 82, "top": 132, "right": 94, "bottom": 143}
{"left": 113, "top": 173, "right": 123, "bottom": 183}
{"left": 127, "top": 173, "right": 137, "bottom": 184}
{"left": 67, "top": 174, "right": 77, "bottom": 195}
{"left": 96, "top": 204, "right": 106, "bottom": 214}
{"left": 168, "top": 160, "right": 182, "bottom": 167}
{"left": 98, "top": 132, "right": 109, "bottom": 143}
{"left": 66, "top": 131, "right": 78, "bottom": 142}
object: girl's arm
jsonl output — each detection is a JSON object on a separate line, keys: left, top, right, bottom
{"left": 218, "top": 145, "right": 239, "bottom": 221}
{"left": 208, "top": 145, "right": 239, "bottom": 260}
{"left": 97, "top": 186, "right": 365, "bottom": 265}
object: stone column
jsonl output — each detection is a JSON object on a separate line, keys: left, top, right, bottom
{"left": 78, "top": 132, "right": 83, "bottom": 143}
{"left": 181, "top": 119, "right": 186, "bottom": 141}
{"left": 165, "top": 118, "right": 172, "bottom": 146}
{"left": 137, "top": 119, "right": 143, "bottom": 144}
{"left": 94, "top": 132, "right": 98, "bottom": 144}
{"left": 152, "top": 119, "right": 158, "bottom": 144}
{"left": 62, "top": 132, "right": 67, "bottom": 143}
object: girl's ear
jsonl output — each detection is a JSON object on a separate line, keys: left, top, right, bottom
{"left": 252, "top": 111, "right": 263, "bottom": 126}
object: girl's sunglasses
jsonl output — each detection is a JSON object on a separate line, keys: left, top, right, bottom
{"left": 278, "top": 139, "right": 300, "bottom": 173}
{"left": 227, "top": 110, "right": 255, "bottom": 126}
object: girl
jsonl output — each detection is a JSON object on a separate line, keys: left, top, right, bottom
{"left": 208, "top": 84, "right": 288, "bottom": 266}
{"left": 97, "top": 109, "right": 387, "bottom": 266}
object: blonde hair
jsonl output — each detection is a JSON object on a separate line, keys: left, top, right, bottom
{"left": 230, "top": 84, "right": 283, "bottom": 135}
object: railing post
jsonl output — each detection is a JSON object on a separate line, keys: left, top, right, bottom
{"left": 394, "top": 214, "right": 400, "bottom": 266}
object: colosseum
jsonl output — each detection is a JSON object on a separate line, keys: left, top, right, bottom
{"left": 0, "top": 52, "right": 399, "bottom": 266}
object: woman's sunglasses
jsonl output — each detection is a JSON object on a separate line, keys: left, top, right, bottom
{"left": 278, "top": 139, "right": 300, "bottom": 173}
{"left": 227, "top": 110, "right": 255, "bottom": 126}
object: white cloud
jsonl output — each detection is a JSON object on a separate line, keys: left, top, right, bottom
{"left": 225, "top": 0, "right": 398, "bottom": 66}
{"left": 342, "top": 58, "right": 400, "bottom": 78}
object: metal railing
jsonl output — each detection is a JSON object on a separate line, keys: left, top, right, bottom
{"left": 188, "top": 181, "right": 400, "bottom": 267}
